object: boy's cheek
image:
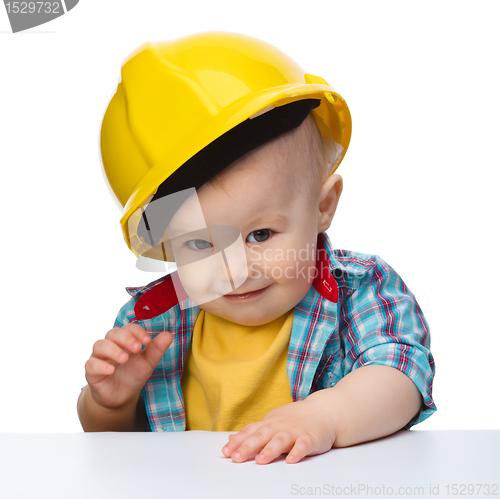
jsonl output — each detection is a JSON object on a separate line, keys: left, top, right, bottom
{"left": 176, "top": 260, "right": 232, "bottom": 305}
{"left": 273, "top": 259, "right": 317, "bottom": 285}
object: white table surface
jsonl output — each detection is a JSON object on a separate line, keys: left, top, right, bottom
{"left": 0, "top": 430, "right": 498, "bottom": 499}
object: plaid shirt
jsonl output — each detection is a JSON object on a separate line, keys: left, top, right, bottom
{"left": 114, "top": 232, "right": 436, "bottom": 432}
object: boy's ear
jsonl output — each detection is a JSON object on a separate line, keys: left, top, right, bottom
{"left": 317, "top": 174, "right": 343, "bottom": 233}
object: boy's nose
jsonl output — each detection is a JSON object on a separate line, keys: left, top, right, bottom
{"left": 217, "top": 241, "right": 249, "bottom": 291}
{"left": 226, "top": 259, "right": 249, "bottom": 292}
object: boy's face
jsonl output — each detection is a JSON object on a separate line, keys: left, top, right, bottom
{"left": 167, "top": 136, "right": 339, "bottom": 326}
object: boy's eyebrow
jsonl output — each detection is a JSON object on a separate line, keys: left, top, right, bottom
{"left": 246, "top": 213, "right": 289, "bottom": 228}
{"left": 167, "top": 224, "right": 207, "bottom": 238}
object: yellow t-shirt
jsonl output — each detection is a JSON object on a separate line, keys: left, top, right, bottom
{"left": 181, "top": 308, "right": 294, "bottom": 431}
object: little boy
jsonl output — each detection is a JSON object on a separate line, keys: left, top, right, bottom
{"left": 78, "top": 32, "right": 436, "bottom": 464}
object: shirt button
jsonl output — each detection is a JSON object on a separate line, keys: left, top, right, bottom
{"left": 332, "top": 268, "right": 344, "bottom": 280}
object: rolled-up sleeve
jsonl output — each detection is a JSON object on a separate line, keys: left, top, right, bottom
{"left": 338, "top": 254, "right": 436, "bottom": 428}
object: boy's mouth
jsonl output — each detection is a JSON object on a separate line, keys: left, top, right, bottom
{"left": 223, "top": 285, "right": 272, "bottom": 301}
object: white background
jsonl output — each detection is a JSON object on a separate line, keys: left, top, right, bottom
{"left": 0, "top": 1, "right": 498, "bottom": 433}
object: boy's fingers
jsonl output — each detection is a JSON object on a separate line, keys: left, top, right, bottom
{"left": 222, "top": 433, "right": 239, "bottom": 457}
{"left": 142, "top": 331, "right": 173, "bottom": 370}
{"left": 222, "top": 423, "right": 267, "bottom": 460}
{"left": 233, "top": 429, "right": 293, "bottom": 463}
{"left": 222, "top": 424, "right": 255, "bottom": 456}
{"left": 121, "top": 323, "right": 150, "bottom": 341}
{"left": 254, "top": 431, "right": 295, "bottom": 464}
{"left": 123, "top": 324, "right": 152, "bottom": 347}
{"left": 92, "top": 339, "right": 130, "bottom": 364}
{"left": 85, "top": 357, "right": 115, "bottom": 383}
{"left": 286, "top": 436, "right": 314, "bottom": 464}
{"left": 89, "top": 330, "right": 171, "bottom": 378}
{"left": 105, "top": 327, "right": 149, "bottom": 355}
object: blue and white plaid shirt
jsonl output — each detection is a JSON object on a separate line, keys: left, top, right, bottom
{"left": 114, "top": 232, "right": 436, "bottom": 432}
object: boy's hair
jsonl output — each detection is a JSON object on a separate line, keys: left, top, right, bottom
{"left": 206, "top": 113, "right": 335, "bottom": 208}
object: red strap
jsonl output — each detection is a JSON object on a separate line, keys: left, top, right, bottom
{"left": 312, "top": 234, "right": 338, "bottom": 304}
{"left": 134, "top": 275, "right": 187, "bottom": 320}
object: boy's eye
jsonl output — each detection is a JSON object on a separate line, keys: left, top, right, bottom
{"left": 186, "top": 239, "right": 213, "bottom": 250}
{"left": 247, "top": 229, "right": 273, "bottom": 243}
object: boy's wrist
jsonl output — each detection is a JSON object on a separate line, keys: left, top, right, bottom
{"left": 87, "top": 384, "right": 140, "bottom": 413}
{"left": 78, "top": 385, "right": 144, "bottom": 432}
{"left": 303, "top": 390, "right": 342, "bottom": 445}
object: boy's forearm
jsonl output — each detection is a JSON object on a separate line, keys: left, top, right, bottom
{"left": 77, "top": 385, "right": 146, "bottom": 432}
{"left": 307, "top": 365, "right": 422, "bottom": 448}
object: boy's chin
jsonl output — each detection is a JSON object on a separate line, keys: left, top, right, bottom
{"left": 200, "top": 304, "right": 285, "bottom": 327}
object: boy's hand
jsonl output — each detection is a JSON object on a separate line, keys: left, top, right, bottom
{"left": 84, "top": 324, "right": 172, "bottom": 410}
{"left": 221, "top": 398, "right": 338, "bottom": 464}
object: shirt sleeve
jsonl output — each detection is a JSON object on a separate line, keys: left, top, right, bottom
{"left": 338, "top": 254, "right": 437, "bottom": 428}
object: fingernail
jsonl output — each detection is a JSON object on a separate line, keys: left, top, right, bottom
{"left": 233, "top": 452, "right": 241, "bottom": 459}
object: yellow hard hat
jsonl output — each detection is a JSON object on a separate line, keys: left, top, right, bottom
{"left": 100, "top": 31, "right": 352, "bottom": 257}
